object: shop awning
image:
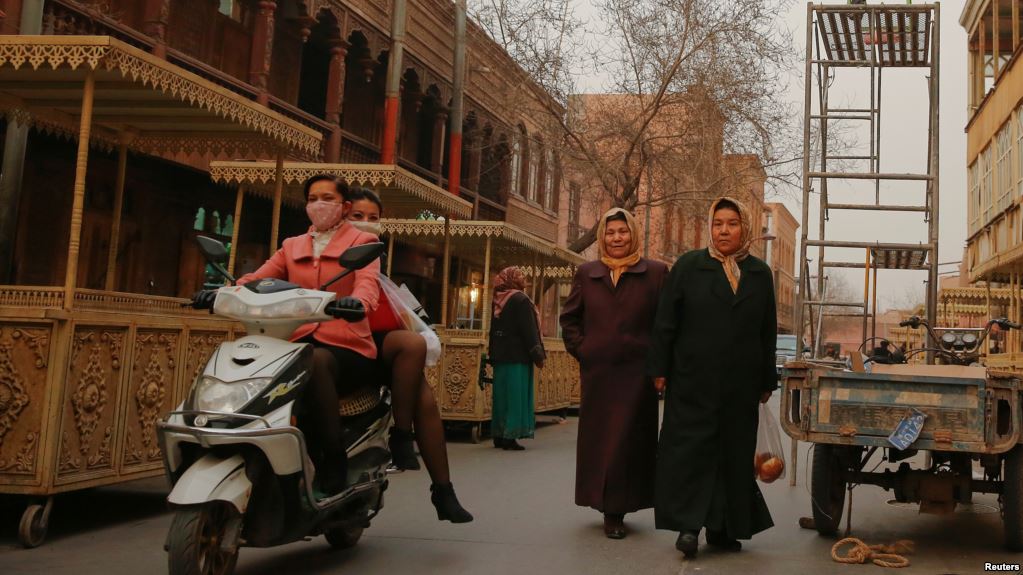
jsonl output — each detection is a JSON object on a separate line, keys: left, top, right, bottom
{"left": 380, "top": 218, "right": 585, "bottom": 277}
{"left": 209, "top": 161, "right": 473, "bottom": 219}
{"left": 0, "top": 36, "right": 322, "bottom": 158}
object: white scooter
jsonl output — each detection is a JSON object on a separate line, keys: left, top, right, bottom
{"left": 158, "top": 236, "right": 390, "bottom": 575}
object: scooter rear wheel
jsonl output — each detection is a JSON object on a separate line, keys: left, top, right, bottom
{"left": 167, "top": 502, "right": 240, "bottom": 575}
{"left": 324, "top": 526, "right": 364, "bottom": 549}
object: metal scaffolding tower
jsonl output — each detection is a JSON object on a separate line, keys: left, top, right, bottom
{"left": 796, "top": 2, "right": 940, "bottom": 359}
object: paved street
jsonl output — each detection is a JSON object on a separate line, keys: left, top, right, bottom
{"left": 1, "top": 405, "right": 1020, "bottom": 574}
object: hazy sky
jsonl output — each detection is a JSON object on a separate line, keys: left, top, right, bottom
{"left": 776, "top": 1, "right": 968, "bottom": 311}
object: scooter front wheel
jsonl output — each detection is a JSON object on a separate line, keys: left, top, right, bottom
{"left": 167, "top": 502, "right": 240, "bottom": 575}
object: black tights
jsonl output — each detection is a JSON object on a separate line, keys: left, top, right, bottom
{"left": 379, "top": 331, "right": 451, "bottom": 484}
{"left": 305, "top": 346, "right": 368, "bottom": 482}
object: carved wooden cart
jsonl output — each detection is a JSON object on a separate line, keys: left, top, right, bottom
{"left": 0, "top": 36, "right": 329, "bottom": 547}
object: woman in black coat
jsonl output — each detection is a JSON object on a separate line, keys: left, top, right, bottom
{"left": 647, "top": 197, "right": 777, "bottom": 558}
{"left": 488, "top": 266, "right": 545, "bottom": 450}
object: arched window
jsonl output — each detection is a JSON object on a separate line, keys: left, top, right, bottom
{"left": 509, "top": 125, "right": 526, "bottom": 197}
{"left": 544, "top": 148, "right": 557, "bottom": 211}
{"left": 526, "top": 139, "right": 539, "bottom": 203}
{"left": 535, "top": 138, "right": 547, "bottom": 208}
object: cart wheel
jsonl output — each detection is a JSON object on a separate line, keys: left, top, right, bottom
{"left": 324, "top": 526, "right": 364, "bottom": 549}
{"left": 18, "top": 499, "right": 51, "bottom": 549}
{"left": 1002, "top": 446, "right": 1023, "bottom": 551}
{"left": 470, "top": 424, "right": 482, "bottom": 444}
{"left": 811, "top": 444, "right": 847, "bottom": 537}
{"left": 167, "top": 502, "right": 240, "bottom": 575}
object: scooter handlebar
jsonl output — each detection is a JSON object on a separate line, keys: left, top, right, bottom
{"left": 324, "top": 298, "right": 366, "bottom": 322}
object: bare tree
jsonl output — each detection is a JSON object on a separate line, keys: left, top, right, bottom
{"left": 470, "top": 0, "right": 801, "bottom": 252}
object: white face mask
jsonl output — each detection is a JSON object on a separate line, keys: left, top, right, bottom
{"left": 350, "top": 220, "right": 382, "bottom": 236}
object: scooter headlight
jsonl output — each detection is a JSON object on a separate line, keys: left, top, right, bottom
{"left": 194, "top": 376, "right": 273, "bottom": 413}
{"left": 214, "top": 292, "right": 323, "bottom": 319}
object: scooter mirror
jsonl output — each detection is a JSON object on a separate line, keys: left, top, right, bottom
{"left": 196, "top": 235, "right": 236, "bottom": 284}
{"left": 338, "top": 242, "right": 386, "bottom": 271}
{"left": 197, "top": 236, "right": 229, "bottom": 263}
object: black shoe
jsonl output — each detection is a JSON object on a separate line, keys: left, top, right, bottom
{"left": 706, "top": 530, "right": 741, "bottom": 552}
{"left": 502, "top": 439, "right": 525, "bottom": 451}
{"left": 603, "top": 513, "right": 626, "bottom": 539}
{"left": 430, "top": 482, "right": 474, "bottom": 523}
{"left": 389, "top": 427, "right": 421, "bottom": 470}
{"left": 493, "top": 437, "right": 507, "bottom": 448}
{"left": 675, "top": 530, "right": 699, "bottom": 558}
{"left": 318, "top": 461, "right": 348, "bottom": 497}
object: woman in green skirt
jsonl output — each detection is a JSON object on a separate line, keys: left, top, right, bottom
{"left": 487, "top": 267, "right": 546, "bottom": 450}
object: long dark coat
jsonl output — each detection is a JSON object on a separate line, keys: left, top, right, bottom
{"left": 646, "top": 248, "right": 777, "bottom": 539}
{"left": 560, "top": 258, "right": 668, "bottom": 514}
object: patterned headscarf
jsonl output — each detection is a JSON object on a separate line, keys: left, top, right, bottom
{"left": 707, "top": 197, "right": 753, "bottom": 294}
{"left": 493, "top": 266, "right": 537, "bottom": 322}
{"left": 597, "top": 207, "right": 642, "bottom": 287}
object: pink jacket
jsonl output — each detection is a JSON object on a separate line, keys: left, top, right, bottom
{"left": 239, "top": 223, "right": 381, "bottom": 359}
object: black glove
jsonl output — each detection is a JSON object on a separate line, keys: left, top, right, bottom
{"left": 335, "top": 296, "right": 364, "bottom": 312}
{"left": 191, "top": 290, "right": 218, "bottom": 311}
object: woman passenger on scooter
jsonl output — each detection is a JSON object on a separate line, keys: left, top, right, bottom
{"left": 346, "top": 186, "right": 474, "bottom": 523}
{"left": 237, "top": 175, "right": 380, "bottom": 497}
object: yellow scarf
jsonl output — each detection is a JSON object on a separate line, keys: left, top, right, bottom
{"left": 707, "top": 197, "right": 753, "bottom": 294}
{"left": 597, "top": 207, "right": 642, "bottom": 287}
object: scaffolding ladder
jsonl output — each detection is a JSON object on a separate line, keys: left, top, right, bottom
{"left": 795, "top": 2, "right": 940, "bottom": 360}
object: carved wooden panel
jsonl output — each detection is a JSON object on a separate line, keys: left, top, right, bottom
{"left": 0, "top": 323, "right": 52, "bottom": 483}
{"left": 438, "top": 344, "right": 482, "bottom": 417}
{"left": 180, "top": 331, "right": 230, "bottom": 404}
{"left": 120, "top": 329, "right": 180, "bottom": 472}
{"left": 56, "top": 326, "right": 128, "bottom": 483}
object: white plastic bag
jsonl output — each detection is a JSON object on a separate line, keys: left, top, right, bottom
{"left": 754, "top": 403, "right": 787, "bottom": 483}
{"left": 378, "top": 273, "right": 442, "bottom": 366}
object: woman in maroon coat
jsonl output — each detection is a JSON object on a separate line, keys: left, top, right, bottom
{"left": 560, "top": 208, "right": 668, "bottom": 539}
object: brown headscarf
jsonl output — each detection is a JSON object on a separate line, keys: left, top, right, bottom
{"left": 597, "top": 207, "right": 642, "bottom": 287}
{"left": 707, "top": 197, "right": 754, "bottom": 294}
{"left": 492, "top": 267, "right": 540, "bottom": 325}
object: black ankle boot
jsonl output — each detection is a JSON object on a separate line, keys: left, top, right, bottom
{"left": 493, "top": 437, "right": 506, "bottom": 448}
{"left": 389, "top": 427, "right": 421, "bottom": 470}
{"left": 430, "top": 482, "right": 474, "bottom": 523}
{"left": 675, "top": 530, "right": 699, "bottom": 558}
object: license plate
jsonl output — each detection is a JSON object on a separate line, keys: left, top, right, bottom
{"left": 888, "top": 408, "right": 927, "bottom": 451}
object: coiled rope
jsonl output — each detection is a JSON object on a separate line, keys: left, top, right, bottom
{"left": 831, "top": 538, "right": 914, "bottom": 568}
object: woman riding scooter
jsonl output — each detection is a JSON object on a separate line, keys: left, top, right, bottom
{"left": 346, "top": 186, "right": 473, "bottom": 523}
{"left": 227, "top": 174, "right": 380, "bottom": 496}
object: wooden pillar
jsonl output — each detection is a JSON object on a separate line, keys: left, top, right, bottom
{"left": 1015, "top": 0, "right": 1021, "bottom": 53}
{"left": 994, "top": 0, "right": 1001, "bottom": 79}
{"left": 269, "top": 151, "right": 284, "bottom": 254}
{"left": 325, "top": 40, "right": 349, "bottom": 163}
{"left": 481, "top": 235, "right": 493, "bottom": 335}
{"left": 104, "top": 136, "right": 132, "bottom": 291}
{"left": 64, "top": 71, "right": 96, "bottom": 311}
{"left": 228, "top": 186, "right": 245, "bottom": 276}
{"left": 448, "top": 0, "right": 466, "bottom": 194}
{"left": 381, "top": 0, "right": 408, "bottom": 164}
{"left": 441, "top": 218, "right": 452, "bottom": 326}
{"left": 250, "top": 1, "right": 277, "bottom": 105}
{"left": 142, "top": 0, "right": 171, "bottom": 58}
{"left": 386, "top": 233, "right": 395, "bottom": 276}
{"left": 431, "top": 108, "right": 448, "bottom": 182}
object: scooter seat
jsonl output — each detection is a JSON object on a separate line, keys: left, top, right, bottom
{"left": 339, "top": 386, "right": 381, "bottom": 416}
